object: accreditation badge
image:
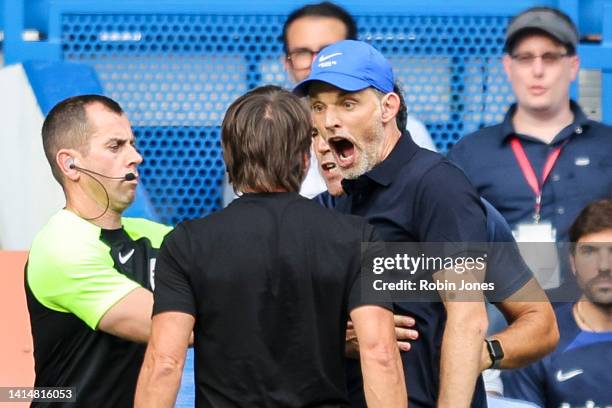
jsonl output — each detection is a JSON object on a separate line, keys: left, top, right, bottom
{"left": 513, "top": 222, "right": 560, "bottom": 290}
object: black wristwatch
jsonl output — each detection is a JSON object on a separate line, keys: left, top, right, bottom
{"left": 484, "top": 337, "right": 504, "bottom": 369}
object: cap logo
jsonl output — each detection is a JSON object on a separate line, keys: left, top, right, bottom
{"left": 292, "top": 40, "right": 394, "bottom": 96}
{"left": 318, "top": 52, "right": 343, "bottom": 68}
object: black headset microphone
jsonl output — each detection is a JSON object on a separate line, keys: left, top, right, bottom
{"left": 67, "top": 162, "right": 136, "bottom": 181}
{"left": 66, "top": 158, "right": 137, "bottom": 221}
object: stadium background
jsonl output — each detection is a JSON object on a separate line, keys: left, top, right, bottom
{"left": 1, "top": 0, "right": 611, "bottom": 406}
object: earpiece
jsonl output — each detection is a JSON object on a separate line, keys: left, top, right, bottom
{"left": 66, "top": 158, "right": 75, "bottom": 169}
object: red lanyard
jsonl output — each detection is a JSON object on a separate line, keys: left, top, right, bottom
{"left": 510, "top": 138, "right": 566, "bottom": 223}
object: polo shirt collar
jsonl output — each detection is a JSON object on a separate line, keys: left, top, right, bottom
{"left": 342, "top": 132, "right": 418, "bottom": 194}
{"left": 499, "top": 100, "right": 590, "bottom": 145}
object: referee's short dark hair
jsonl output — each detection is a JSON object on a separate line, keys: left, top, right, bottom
{"left": 42, "top": 94, "right": 123, "bottom": 185}
{"left": 569, "top": 199, "right": 612, "bottom": 254}
{"left": 282, "top": 2, "right": 358, "bottom": 54}
{"left": 222, "top": 85, "right": 312, "bottom": 194}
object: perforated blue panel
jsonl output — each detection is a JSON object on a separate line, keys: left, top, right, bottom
{"left": 133, "top": 126, "right": 224, "bottom": 225}
{"left": 361, "top": 15, "right": 515, "bottom": 150}
{"left": 60, "top": 12, "right": 514, "bottom": 223}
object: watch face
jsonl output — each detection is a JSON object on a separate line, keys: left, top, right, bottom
{"left": 489, "top": 339, "right": 504, "bottom": 359}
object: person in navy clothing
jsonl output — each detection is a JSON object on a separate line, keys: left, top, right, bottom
{"left": 503, "top": 198, "right": 612, "bottom": 408}
{"left": 448, "top": 7, "right": 612, "bottom": 297}
{"left": 297, "top": 39, "right": 559, "bottom": 408}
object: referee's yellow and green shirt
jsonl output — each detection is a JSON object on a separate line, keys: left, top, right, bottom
{"left": 26, "top": 209, "right": 171, "bottom": 408}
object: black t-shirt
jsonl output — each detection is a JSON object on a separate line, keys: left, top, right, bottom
{"left": 153, "top": 192, "right": 387, "bottom": 408}
{"left": 337, "top": 134, "right": 490, "bottom": 408}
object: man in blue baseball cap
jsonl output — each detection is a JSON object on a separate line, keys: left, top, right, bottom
{"left": 297, "top": 40, "right": 558, "bottom": 408}
{"left": 294, "top": 40, "right": 397, "bottom": 180}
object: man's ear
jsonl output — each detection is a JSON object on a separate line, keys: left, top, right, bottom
{"left": 381, "top": 92, "right": 400, "bottom": 124}
{"left": 569, "top": 54, "right": 580, "bottom": 82}
{"left": 57, "top": 149, "right": 80, "bottom": 181}
{"left": 282, "top": 55, "right": 297, "bottom": 84}
{"left": 569, "top": 253, "right": 577, "bottom": 277}
{"left": 302, "top": 151, "right": 311, "bottom": 179}
{"left": 502, "top": 54, "right": 513, "bottom": 81}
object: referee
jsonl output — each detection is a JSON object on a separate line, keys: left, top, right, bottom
{"left": 26, "top": 95, "right": 171, "bottom": 407}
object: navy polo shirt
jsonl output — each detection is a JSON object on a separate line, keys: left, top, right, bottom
{"left": 335, "top": 133, "right": 489, "bottom": 408}
{"left": 481, "top": 198, "right": 533, "bottom": 302}
{"left": 315, "top": 195, "right": 532, "bottom": 303}
{"left": 448, "top": 101, "right": 612, "bottom": 243}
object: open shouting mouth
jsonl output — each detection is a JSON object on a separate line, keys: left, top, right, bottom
{"left": 321, "top": 160, "right": 337, "bottom": 173}
{"left": 328, "top": 137, "right": 356, "bottom": 168}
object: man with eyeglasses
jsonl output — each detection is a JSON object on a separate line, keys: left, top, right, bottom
{"left": 448, "top": 7, "right": 612, "bottom": 298}
{"left": 282, "top": 1, "right": 436, "bottom": 200}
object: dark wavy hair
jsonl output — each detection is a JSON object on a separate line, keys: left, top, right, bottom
{"left": 569, "top": 199, "right": 612, "bottom": 253}
{"left": 222, "top": 86, "right": 312, "bottom": 193}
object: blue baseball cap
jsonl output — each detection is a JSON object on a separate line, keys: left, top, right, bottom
{"left": 293, "top": 40, "right": 394, "bottom": 96}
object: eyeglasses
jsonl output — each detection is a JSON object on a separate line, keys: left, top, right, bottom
{"left": 286, "top": 48, "right": 324, "bottom": 70}
{"left": 510, "top": 52, "right": 569, "bottom": 66}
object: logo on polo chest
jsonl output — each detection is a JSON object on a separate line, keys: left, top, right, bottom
{"left": 555, "top": 368, "right": 583, "bottom": 382}
{"left": 118, "top": 248, "right": 135, "bottom": 264}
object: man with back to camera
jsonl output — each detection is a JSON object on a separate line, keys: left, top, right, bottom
{"left": 448, "top": 7, "right": 612, "bottom": 297}
{"left": 134, "top": 85, "right": 406, "bottom": 408}
{"left": 503, "top": 198, "right": 612, "bottom": 408}
{"left": 296, "top": 39, "right": 559, "bottom": 407}
{"left": 25, "top": 95, "right": 172, "bottom": 407}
